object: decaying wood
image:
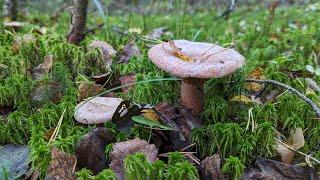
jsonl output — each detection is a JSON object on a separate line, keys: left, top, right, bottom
{"left": 67, "top": 0, "right": 89, "bottom": 45}
{"left": 4, "top": 0, "right": 18, "bottom": 21}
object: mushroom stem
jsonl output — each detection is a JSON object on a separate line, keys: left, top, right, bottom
{"left": 180, "top": 78, "right": 206, "bottom": 114}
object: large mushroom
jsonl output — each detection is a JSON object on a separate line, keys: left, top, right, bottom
{"left": 148, "top": 40, "right": 245, "bottom": 114}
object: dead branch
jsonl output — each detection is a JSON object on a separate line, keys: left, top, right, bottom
{"left": 245, "top": 79, "right": 320, "bottom": 117}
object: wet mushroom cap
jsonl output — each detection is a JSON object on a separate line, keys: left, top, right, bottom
{"left": 74, "top": 97, "right": 123, "bottom": 124}
{"left": 148, "top": 39, "right": 245, "bottom": 79}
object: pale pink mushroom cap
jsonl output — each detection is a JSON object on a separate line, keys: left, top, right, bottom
{"left": 74, "top": 97, "right": 123, "bottom": 124}
{"left": 148, "top": 39, "right": 245, "bottom": 79}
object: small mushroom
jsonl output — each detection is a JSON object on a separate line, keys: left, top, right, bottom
{"left": 74, "top": 97, "right": 124, "bottom": 124}
{"left": 148, "top": 40, "right": 245, "bottom": 114}
{"left": 88, "top": 40, "right": 117, "bottom": 66}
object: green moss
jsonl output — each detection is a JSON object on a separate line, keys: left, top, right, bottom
{"left": 124, "top": 153, "right": 153, "bottom": 180}
{"left": 165, "top": 161, "right": 199, "bottom": 180}
{"left": 222, "top": 156, "right": 245, "bottom": 180}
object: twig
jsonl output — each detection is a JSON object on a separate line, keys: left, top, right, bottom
{"left": 244, "top": 79, "right": 320, "bottom": 117}
{"left": 275, "top": 138, "right": 320, "bottom": 164}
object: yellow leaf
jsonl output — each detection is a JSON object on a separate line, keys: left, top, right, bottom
{"left": 230, "top": 95, "right": 253, "bottom": 104}
{"left": 44, "top": 128, "right": 56, "bottom": 141}
{"left": 141, "top": 109, "right": 159, "bottom": 121}
{"left": 245, "top": 67, "right": 266, "bottom": 92}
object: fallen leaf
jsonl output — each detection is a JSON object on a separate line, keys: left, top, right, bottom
{"left": 148, "top": 27, "right": 168, "bottom": 39}
{"left": 119, "top": 75, "right": 136, "bottom": 93}
{"left": 88, "top": 40, "right": 117, "bottom": 66}
{"left": 141, "top": 109, "right": 159, "bottom": 121}
{"left": 44, "top": 128, "right": 56, "bottom": 141}
{"left": 132, "top": 116, "right": 174, "bottom": 131}
{"left": 109, "top": 138, "right": 158, "bottom": 180}
{"left": 242, "top": 158, "right": 319, "bottom": 180}
{"left": 0, "top": 144, "right": 30, "bottom": 180}
{"left": 199, "top": 154, "right": 226, "bottom": 180}
{"left": 31, "top": 55, "right": 54, "bottom": 79}
{"left": 75, "top": 128, "right": 116, "bottom": 175}
{"left": 154, "top": 102, "right": 180, "bottom": 130}
{"left": 276, "top": 128, "right": 305, "bottom": 164}
{"left": 230, "top": 95, "right": 253, "bottom": 104}
{"left": 77, "top": 81, "right": 102, "bottom": 102}
{"left": 286, "top": 128, "right": 305, "bottom": 150}
{"left": 119, "top": 41, "right": 141, "bottom": 63}
{"left": 157, "top": 104, "right": 202, "bottom": 151}
{"left": 245, "top": 67, "right": 265, "bottom": 92}
{"left": 112, "top": 100, "right": 142, "bottom": 134}
{"left": 45, "top": 148, "right": 76, "bottom": 180}
{"left": 30, "top": 81, "right": 62, "bottom": 103}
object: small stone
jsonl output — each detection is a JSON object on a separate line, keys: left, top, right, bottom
{"left": 75, "top": 128, "right": 116, "bottom": 175}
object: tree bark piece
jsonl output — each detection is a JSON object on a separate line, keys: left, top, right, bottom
{"left": 67, "top": 0, "right": 89, "bottom": 45}
{"left": 4, "top": 0, "right": 18, "bottom": 21}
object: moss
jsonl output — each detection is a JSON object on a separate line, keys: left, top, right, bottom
{"left": 222, "top": 156, "right": 245, "bottom": 180}
{"left": 124, "top": 153, "right": 153, "bottom": 180}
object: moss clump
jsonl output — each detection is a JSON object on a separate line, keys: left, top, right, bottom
{"left": 222, "top": 156, "right": 245, "bottom": 180}
{"left": 123, "top": 153, "right": 199, "bottom": 180}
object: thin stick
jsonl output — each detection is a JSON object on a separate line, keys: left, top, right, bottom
{"left": 275, "top": 138, "right": 320, "bottom": 164}
{"left": 244, "top": 79, "right": 320, "bottom": 117}
{"left": 185, "top": 153, "right": 200, "bottom": 165}
{"left": 181, "top": 143, "right": 196, "bottom": 151}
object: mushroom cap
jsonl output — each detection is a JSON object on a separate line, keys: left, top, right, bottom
{"left": 148, "top": 39, "right": 245, "bottom": 79}
{"left": 88, "top": 40, "right": 117, "bottom": 65}
{"left": 74, "top": 97, "right": 123, "bottom": 124}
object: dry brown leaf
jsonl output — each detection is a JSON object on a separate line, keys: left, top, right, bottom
{"left": 245, "top": 67, "right": 266, "bottom": 92}
{"left": 78, "top": 82, "right": 102, "bottom": 102}
{"left": 40, "top": 55, "right": 53, "bottom": 73}
{"left": 12, "top": 34, "right": 36, "bottom": 53}
{"left": 119, "top": 75, "right": 136, "bottom": 93}
{"left": 286, "top": 127, "right": 305, "bottom": 150}
{"left": 230, "top": 95, "right": 253, "bottom": 104}
{"left": 46, "top": 148, "right": 76, "bottom": 180}
{"left": 276, "top": 142, "right": 295, "bottom": 164}
{"left": 276, "top": 128, "right": 305, "bottom": 164}
{"left": 44, "top": 128, "right": 56, "bottom": 141}
{"left": 109, "top": 138, "right": 158, "bottom": 180}
{"left": 119, "top": 41, "right": 141, "bottom": 63}
{"left": 141, "top": 109, "right": 159, "bottom": 121}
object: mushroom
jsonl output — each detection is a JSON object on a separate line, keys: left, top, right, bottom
{"left": 74, "top": 97, "right": 124, "bottom": 124}
{"left": 148, "top": 39, "right": 245, "bottom": 114}
{"left": 88, "top": 40, "right": 117, "bottom": 66}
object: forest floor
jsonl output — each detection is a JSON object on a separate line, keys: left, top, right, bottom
{"left": 1, "top": 2, "right": 320, "bottom": 180}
